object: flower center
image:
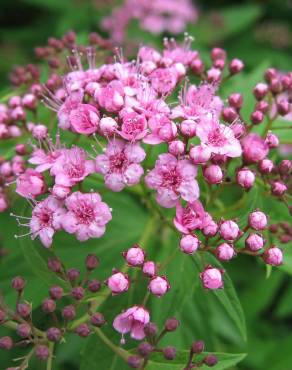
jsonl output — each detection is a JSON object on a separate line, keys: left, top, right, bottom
{"left": 208, "top": 128, "right": 227, "bottom": 147}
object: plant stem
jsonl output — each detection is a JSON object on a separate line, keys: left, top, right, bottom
{"left": 46, "top": 342, "right": 54, "bottom": 370}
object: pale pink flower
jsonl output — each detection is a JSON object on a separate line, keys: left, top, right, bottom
{"left": 69, "top": 104, "right": 100, "bottom": 135}
{"left": 50, "top": 147, "right": 94, "bottom": 187}
{"left": 119, "top": 111, "right": 148, "bottom": 141}
{"left": 95, "top": 139, "right": 145, "bottom": 192}
{"left": 150, "top": 67, "right": 178, "bottom": 96}
{"left": 62, "top": 191, "right": 112, "bottom": 242}
{"left": 113, "top": 305, "right": 150, "bottom": 341}
{"left": 95, "top": 82, "right": 124, "bottom": 113}
{"left": 16, "top": 169, "right": 46, "bottom": 199}
{"left": 58, "top": 90, "right": 83, "bottom": 130}
{"left": 242, "top": 133, "right": 269, "bottom": 163}
{"left": 174, "top": 200, "right": 211, "bottom": 234}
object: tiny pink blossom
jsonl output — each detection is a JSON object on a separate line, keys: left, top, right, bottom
{"left": 62, "top": 191, "right": 112, "bottom": 242}
{"left": 145, "top": 154, "right": 199, "bottom": 208}
{"left": 106, "top": 272, "right": 130, "bottom": 295}
{"left": 69, "top": 104, "right": 100, "bottom": 135}
{"left": 219, "top": 220, "right": 240, "bottom": 241}
{"left": 142, "top": 261, "right": 157, "bottom": 278}
{"left": 179, "top": 234, "right": 200, "bottom": 254}
{"left": 16, "top": 169, "right": 46, "bottom": 199}
{"left": 123, "top": 245, "right": 145, "bottom": 266}
{"left": 174, "top": 200, "right": 210, "bottom": 234}
{"left": 200, "top": 266, "right": 224, "bottom": 290}
{"left": 148, "top": 276, "right": 170, "bottom": 297}
{"left": 95, "top": 139, "right": 145, "bottom": 192}
{"left": 237, "top": 168, "right": 255, "bottom": 189}
{"left": 58, "top": 90, "right": 83, "bottom": 130}
{"left": 119, "top": 111, "right": 148, "bottom": 141}
{"left": 216, "top": 243, "right": 236, "bottom": 261}
{"left": 263, "top": 247, "right": 283, "bottom": 266}
{"left": 95, "top": 83, "right": 124, "bottom": 112}
{"left": 249, "top": 210, "right": 268, "bottom": 231}
{"left": 29, "top": 148, "right": 62, "bottom": 173}
{"left": 143, "top": 114, "right": 177, "bottom": 145}
{"left": 113, "top": 305, "right": 150, "bottom": 341}
{"left": 245, "top": 233, "right": 265, "bottom": 251}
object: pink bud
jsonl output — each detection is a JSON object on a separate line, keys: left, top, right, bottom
{"left": 32, "top": 124, "right": 48, "bottom": 140}
{"left": 265, "top": 132, "right": 279, "bottom": 148}
{"left": 249, "top": 210, "right": 268, "bottom": 230}
{"left": 148, "top": 276, "right": 170, "bottom": 297}
{"left": 255, "top": 100, "right": 269, "bottom": 113}
{"left": 107, "top": 272, "right": 130, "bottom": 295}
{"left": 242, "top": 133, "right": 269, "bottom": 163}
{"left": 231, "top": 122, "right": 246, "bottom": 138}
{"left": 277, "top": 100, "right": 290, "bottom": 116}
{"left": 269, "top": 78, "right": 282, "bottom": 94}
{"left": 264, "top": 68, "right": 277, "bottom": 82}
{"left": 229, "top": 59, "right": 244, "bottom": 74}
{"left": 216, "top": 243, "right": 236, "bottom": 261}
{"left": 211, "top": 48, "right": 226, "bottom": 61}
{"left": 278, "top": 160, "right": 291, "bottom": 176}
{"left": 253, "top": 83, "right": 268, "bottom": 100}
{"left": 271, "top": 181, "right": 287, "bottom": 196}
{"left": 219, "top": 220, "right": 240, "bottom": 241}
{"left": 179, "top": 234, "right": 200, "bottom": 254}
{"left": 203, "top": 165, "right": 223, "bottom": 184}
{"left": 99, "top": 117, "right": 117, "bottom": 136}
{"left": 15, "top": 144, "right": 27, "bottom": 155}
{"left": 142, "top": 261, "right": 157, "bottom": 278}
{"left": 236, "top": 168, "right": 255, "bottom": 189}
{"left": 228, "top": 93, "right": 243, "bottom": 109}
{"left": 9, "top": 125, "right": 22, "bottom": 137}
{"left": 250, "top": 110, "right": 264, "bottom": 125}
{"left": 245, "top": 233, "right": 265, "bottom": 251}
{"left": 222, "top": 107, "right": 238, "bottom": 123}
{"left": 202, "top": 220, "right": 218, "bottom": 237}
{"left": 263, "top": 246, "right": 283, "bottom": 266}
{"left": 52, "top": 184, "right": 71, "bottom": 199}
{"left": 123, "top": 245, "right": 145, "bottom": 267}
{"left": 190, "top": 145, "right": 211, "bottom": 164}
{"left": 207, "top": 68, "right": 221, "bottom": 82}
{"left": 9, "top": 96, "right": 22, "bottom": 108}
{"left": 258, "top": 159, "right": 274, "bottom": 174}
{"left": 200, "top": 266, "right": 224, "bottom": 289}
{"left": 180, "top": 119, "right": 196, "bottom": 137}
{"left": 16, "top": 169, "right": 46, "bottom": 199}
{"left": 0, "top": 193, "right": 8, "bottom": 212}
{"left": 191, "top": 58, "right": 204, "bottom": 75}
{"left": 168, "top": 140, "right": 185, "bottom": 156}
{"left": 22, "top": 94, "right": 37, "bottom": 110}
{"left": 213, "top": 58, "right": 225, "bottom": 70}
{"left": 11, "top": 106, "right": 26, "bottom": 121}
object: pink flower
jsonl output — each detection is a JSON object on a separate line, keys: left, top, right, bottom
{"left": 29, "top": 196, "right": 65, "bottom": 248}
{"left": 95, "top": 139, "right": 145, "bottom": 192}
{"left": 148, "top": 276, "right": 170, "bottom": 297}
{"left": 174, "top": 200, "right": 210, "bottom": 234}
{"left": 62, "top": 192, "right": 112, "bottom": 241}
{"left": 145, "top": 154, "right": 199, "bottom": 208}
{"left": 143, "top": 114, "right": 177, "bottom": 145}
{"left": 113, "top": 305, "right": 150, "bottom": 341}
{"left": 51, "top": 147, "right": 94, "bottom": 187}
{"left": 242, "top": 133, "right": 269, "bottom": 163}
{"left": 196, "top": 118, "right": 242, "bottom": 158}
{"left": 150, "top": 68, "right": 178, "bottom": 96}
{"left": 119, "top": 111, "right": 148, "bottom": 141}
{"left": 95, "top": 82, "right": 124, "bottom": 112}
{"left": 200, "top": 266, "right": 224, "bottom": 289}
{"left": 16, "top": 169, "right": 46, "bottom": 199}
{"left": 29, "top": 148, "right": 62, "bottom": 173}
{"left": 69, "top": 104, "right": 100, "bottom": 135}
{"left": 58, "top": 91, "right": 83, "bottom": 130}
{"left": 123, "top": 245, "right": 145, "bottom": 266}
{"left": 106, "top": 272, "right": 130, "bottom": 295}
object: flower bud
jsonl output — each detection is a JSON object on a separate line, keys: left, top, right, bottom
{"left": 216, "top": 243, "right": 236, "bottom": 261}
{"left": 22, "top": 94, "right": 37, "bottom": 110}
{"left": 249, "top": 211, "right": 268, "bottom": 230}
{"left": 123, "top": 245, "right": 145, "bottom": 267}
{"left": 200, "top": 266, "right": 224, "bottom": 289}
{"left": 165, "top": 317, "right": 179, "bottom": 332}
{"left": 15, "top": 144, "right": 27, "bottom": 156}
{"left": 42, "top": 298, "right": 56, "bottom": 313}
{"left": 106, "top": 272, "right": 130, "bottom": 295}
{"left": 163, "top": 346, "right": 176, "bottom": 360}
{"left": 49, "top": 286, "right": 63, "bottom": 300}
{"left": 48, "top": 258, "right": 62, "bottom": 273}
{"left": 75, "top": 323, "right": 91, "bottom": 337}
{"left": 271, "top": 181, "right": 287, "bottom": 196}
{"left": 207, "top": 68, "right": 221, "bottom": 82}
{"left": 142, "top": 261, "right": 157, "bottom": 278}
{"left": 222, "top": 107, "right": 238, "bottom": 123}
{"left": 16, "top": 324, "right": 31, "bottom": 338}
{"left": 203, "top": 165, "right": 223, "bottom": 184}
{"left": 190, "top": 145, "right": 211, "bottom": 165}
{"left": 269, "top": 78, "right": 282, "bottom": 94}
{"left": 9, "top": 96, "right": 21, "bottom": 108}
{"left": 263, "top": 247, "right": 283, "bottom": 266}
{"left": 203, "top": 220, "right": 218, "bottom": 237}
{"left": 253, "top": 83, "right": 268, "bottom": 100}
{"left": 250, "top": 110, "right": 264, "bottom": 125}
{"left": 88, "top": 279, "right": 101, "bottom": 293}
{"left": 168, "top": 140, "right": 185, "bottom": 156}
{"left": 211, "top": 48, "right": 226, "bottom": 61}
{"left": 219, "top": 220, "right": 240, "bottom": 241}
{"left": 277, "top": 100, "right": 290, "bottom": 116}
{"left": 144, "top": 322, "right": 158, "bottom": 337}
{"left": 148, "top": 276, "right": 170, "bottom": 297}
{"left": 35, "top": 345, "right": 50, "bottom": 360}
{"left": 229, "top": 59, "right": 244, "bottom": 74}
{"left": 192, "top": 340, "right": 205, "bottom": 354}
{"left": 179, "top": 234, "right": 200, "bottom": 254}
{"left": 138, "top": 342, "right": 153, "bottom": 357}
{"left": 47, "top": 327, "right": 62, "bottom": 342}
{"left": 99, "top": 117, "right": 117, "bottom": 136}
{"left": 258, "top": 159, "right": 274, "bottom": 174}
{"left": 255, "top": 100, "right": 269, "bottom": 113}
{"left": 127, "top": 356, "right": 141, "bottom": 368}
{"left": 17, "top": 303, "right": 31, "bottom": 318}
{"left": 191, "top": 58, "right": 204, "bottom": 75}
{"left": 265, "top": 132, "right": 279, "bottom": 148}
{"left": 204, "top": 354, "right": 218, "bottom": 367}
{"left": 237, "top": 168, "right": 255, "bottom": 189}
{"left": 231, "top": 122, "right": 246, "bottom": 138}
{"left": 278, "top": 160, "right": 291, "bottom": 176}
{"left": 180, "top": 119, "right": 196, "bottom": 137}
{"left": 71, "top": 286, "right": 85, "bottom": 300}
{"left": 0, "top": 337, "right": 13, "bottom": 350}
{"left": 66, "top": 268, "right": 80, "bottom": 282}
{"left": 90, "top": 313, "right": 106, "bottom": 327}
{"left": 62, "top": 305, "right": 76, "bottom": 321}
{"left": 228, "top": 93, "right": 243, "bottom": 109}
{"left": 32, "top": 124, "right": 48, "bottom": 140}
{"left": 245, "top": 233, "right": 265, "bottom": 251}
{"left": 264, "top": 68, "right": 277, "bottom": 82}
{"left": 11, "top": 276, "right": 26, "bottom": 291}
{"left": 52, "top": 184, "right": 71, "bottom": 199}
{"left": 85, "top": 254, "right": 99, "bottom": 270}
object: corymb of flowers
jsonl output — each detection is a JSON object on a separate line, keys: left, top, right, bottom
{"left": 0, "top": 30, "right": 291, "bottom": 370}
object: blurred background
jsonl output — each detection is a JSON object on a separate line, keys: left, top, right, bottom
{"left": 0, "top": 1, "right": 292, "bottom": 369}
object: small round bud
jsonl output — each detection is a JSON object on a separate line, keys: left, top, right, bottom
{"left": 200, "top": 266, "right": 224, "bottom": 290}
{"left": 216, "top": 243, "right": 236, "bottom": 261}
{"left": 127, "top": 355, "right": 141, "bottom": 368}
{"left": 138, "top": 342, "right": 153, "bottom": 357}
{"left": 35, "top": 345, "right": 50, "bottom": 360}
{"left": 62, "top": 305, "right": 76, "bottom": 321}
{"left": 237, "top": 168, "right": 255, "bottom": 189}
{"left": 271, "top": 181, "right": 287, "bottom": 196}
{"left": 49, "top": 286, "right": 63, "bottom": 300}
{"left": 47, "top": 327, "right": 62, "bottom": 342}
{"left": 269, "top": 78, "right": 282, "bottom": 94}
{"left": 278, "top": 160, "right": 291, "bottom": 176}
{"left": 107, "top": 272, "right": 130, "bottom": 295}
{"left": 203, "top": 220, "right": 218, "bottom": 237}
{"left": 163, "top": 346, "right": 176, "bottom": 360}
{"left": 71, "top": 286, "right": 85, "bottom": 301}
{"left": 85, "top": 254, "right": 99, "bottom": 270}
{"left": 190, "top": 145, "right": 211, "bottom": 165}
{"left": 90, "top": 313, "right": 106, "bottom": 327}
{"left": 203, "top": 165, "right": 223, "bottom": 184}
{"left": 228, "top": 93, "right": 243, "bottom": 109}
{"left": 15, "top": 144, "right": 27, "bottom": 155}
{"left": 179, "top": 234, "right": 200, "bottom": 254}
{"left": 148, "top": 276, "right": 170, "bottom": 297}
{"left": 52, "top": 184, "right": 71, "bottom": 199}
{"left": 0, "top": 337, "right": 13, "bottom": 350}
{"left": 17, "top": 303, "right": 31, "bottom": 318}
{"left": 66, "top": 268, "right": 80, "bottom": 282}
{"left": 253, "top": 83, "right": 268, "bottom": 100}
{"left": 99, "top": 117, "right": 117, "bottom": 136}
{"left": 277, "top": 100, "right": 290, "bottom": 116}
{"left": 250, "top": 111, "right": 264, "bottom": 125}
{"left": 11, "top": 276, "right": 26, "bottom": 291}
{"left": 42, "top": 298, "right": 56, "bottom": 314}
{"left": 204, "top": 354, "right": 218, "bottom": 367}
{"left": 16, "top": 323, "right": 31, "bottom": 338}
{"left": 255, "top": 100, "right": 269, "bottom": 113}
{"left": 222, "top": 107, "right": 238, "bottom": 123}
{"left": 191, "top": 58, "right": 205, "bottom": 75}
{"left": 168, "top": 140, "right": 185, "bottom": 156}
{"left": 144, "top": 322, "right": 158, "bottom": 337}
{"left": 229, "top": 59, "right": 244, "bottom": 74}
{"left": 207, "top": 67, "right": 221, "bottom": 82}
{"left": 264, "top": 68, "right": 277, "bottom": 82}
{"left": 123, "top": 245, "right": 145, "bottom": 267}
{"left": 75, "top": 323, "right": 91, "bottom": 337}
{"left": 249, "top": 211, "right": 268, "bottom": 231}
{"left": 219, "top": 220, "right": 240, "bottom": 241}
{"left": 269, "top": 224, "right": 278, "bottom": 233}
{"left": 192, "top": 340, "right": 205, "bottom": 354}
{"left": 48, "top": 258, "right": 62, "bottom": 273}
{"left": 258, "top": 159, "right": 274, "bottom": 174}
{"left": 180, "top": 119, "right": 196, "bottom": 137}
{"left": 87, "top": 279, "right": 101, "bottom": 293}
{"left": 32, "top": 124, "right": 48, "bottom": 140}
{"left": 265, "top": 132, "right": 279, "bottom": 148}
{"left": 245, "top": 233, "right": 265, "bottom": 251}
{"left": 165, "top": 318, "right": 180, "bottom": 332}
{"left": 211, "top": 48, "right": 226, "bottom": 61}
{"left": 142, "top": 261, "right": 157, "bottom": 278}
{"left": 263, "top": 247, "right": 283, "bottom": 266}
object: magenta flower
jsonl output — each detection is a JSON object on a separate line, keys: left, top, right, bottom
{"left": 143, "top": 114, "right": 177, "bottom": 145}
{"left": 50, "top": 147, "right": 94, "bottom": 187}
{"left": 29, "top": 148, "right": 62, "bottom": 173}
{"left": 119, "top": 111, "right": 148, "bottom": 141}
{"left": 69, "top": 104, "right": 100, "bottom": 135}
{"left": 174, "top": 200, "right": 210, "bottom": 234}
{"left": 95, "top": 139, "right": 145, "bottom": 192}
{"left": 113, "top": 305, "right": 150, "bottom": 341}
{"left": 145, "top": 154, "right": 199, "bottom": 208}
{"left": 16, "top": 169, "right": 46, "bottom": 199}
{"left": 242, "top": 133, "right": 269, "bottom": 163}
{"left": 29, "top": 196, "right": 65, "bottom": 248}
{"left": 62, "top": 192, "right": 112, "bottom": 241}
{"left": 57, "top": 91, "right": 83, "bottom": 130}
